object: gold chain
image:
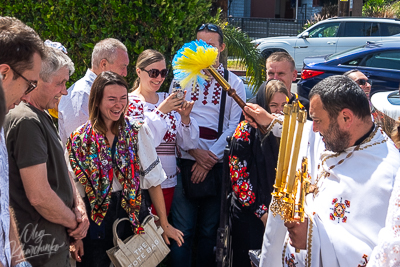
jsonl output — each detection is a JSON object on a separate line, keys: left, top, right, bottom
{"left": 305, "top": 219, "right": 313, "bottom": 267}
{"left": 282, "top": 236, "right": 289, "bottom": 266}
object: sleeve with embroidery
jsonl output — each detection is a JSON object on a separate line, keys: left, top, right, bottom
{"left": 126, "top": 95, "right": 168, "bottom": 148}
{"left": 229, "top": 120, "right": 270, "bottom": 219}
{"left": 137, "top": 123, "right": 167, "bottom": 189}
{"left": 368, "top": 168, "right": 400, "bottom": 267}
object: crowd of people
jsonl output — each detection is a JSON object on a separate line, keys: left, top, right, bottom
{"left": 0, "top": 15, "right": 400, "bottom": 267}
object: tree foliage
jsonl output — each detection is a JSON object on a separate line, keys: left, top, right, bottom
{"left": 0, "top": 0, "right": 216, "bottom": 91}
{"left": 223, "top": 25, "right": 265, "bottom": 93}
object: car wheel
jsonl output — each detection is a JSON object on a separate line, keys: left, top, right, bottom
{"left": 261, "top": 49, "right": 286, "bottom": 60}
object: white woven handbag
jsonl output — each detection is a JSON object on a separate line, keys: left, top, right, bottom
{"left": 106, "top": 215, "right": 170, "bottom": 267}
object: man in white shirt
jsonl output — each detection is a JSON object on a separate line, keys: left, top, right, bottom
{"left": 0, "top": 16, "right": 45, "bottom": 267}
{"left": 58, "top": 38, "right": 129, "bottom": 145}
{"left": 169, "top": 23, "right": 245, "bottom": 267}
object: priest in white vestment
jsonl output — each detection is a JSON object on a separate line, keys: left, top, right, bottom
{"left": 244, "top": 75, "right": 400, "bottom": 267}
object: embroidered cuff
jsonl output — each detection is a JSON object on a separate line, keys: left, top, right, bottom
{"left": 140, "top": 157, "right": 160, "bottom": 176}
{"left": 255, "top": 204, "right": 268, "bottom": 218}
{"left": 154, "top": 109, "right": 167, "bottom": 120}
{"left": 180, "top": 120, "right": 191, "bottom": 128}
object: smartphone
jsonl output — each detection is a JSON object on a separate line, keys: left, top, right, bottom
{"left": 172, "top": 81, "right": 184, "bottom": 99}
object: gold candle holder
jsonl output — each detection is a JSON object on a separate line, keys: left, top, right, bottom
{"left": 286, "top": 109, "right": 307, "bottom": 194}
{"left": 282, "top": 102, "right": 298, "bottom": 194}
{"left": 272, "top": 104, "right": 291, "bottom": 197}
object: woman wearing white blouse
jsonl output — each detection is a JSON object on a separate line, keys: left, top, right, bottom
{"left": 127, "top": 49, "right": 199, "bottom": 216}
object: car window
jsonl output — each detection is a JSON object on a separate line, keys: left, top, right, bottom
{"left": 362, "top": 51, "right": 400, "bottom": 70}
{"left": 379, "top": 23, "right": 400, "bottom": 36}
{"left": 326, "top": 45, "right": 365, "bottom": 60}
{"left": 343, "top": 22, "right": 378, "bottom": 37}
{"left": 342, "top": 57, "right": 364, "bottom": 66}
{"left": 308, "top": 22, "right": 340, "bottom": 38}
{"left": 370, "top": 23, "right": 379, "bottom": 36}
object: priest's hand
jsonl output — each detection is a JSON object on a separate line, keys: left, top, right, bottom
{"left": 243, "top": 103, "right": 275, "bottom": 128}
{"left": 189, "top": 149, "right": 218, "bottom": 170}
{"left": 191, "top": 162, "right": 209, "bottom": 183}
{"left": 284, "top": 217, "right": 308, "bottom": 250}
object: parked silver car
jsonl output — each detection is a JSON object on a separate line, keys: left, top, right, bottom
{"left": 253, "top": 17, "right": 400, "bottom": 72}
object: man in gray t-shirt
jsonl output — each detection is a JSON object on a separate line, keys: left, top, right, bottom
{"left": 4, "top": 44, "right": 88, "bottom": 267}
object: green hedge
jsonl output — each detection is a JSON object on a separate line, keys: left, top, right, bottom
{"left": 0, "top": 0, "right": 216, "bottom": 91}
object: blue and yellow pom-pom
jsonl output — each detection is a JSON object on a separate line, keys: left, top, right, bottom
{"left": 172, "top": 40, "right": 218, "bottom": 90}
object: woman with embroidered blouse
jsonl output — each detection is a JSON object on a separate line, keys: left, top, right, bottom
{"left": 229, "top": 80, "right": 289, "bottom": 267}
{"left": 67, "top": 71, "right": 184, "bottom": 266}
{"left": 126, "top": 49, "right": 199, "bottom": 216}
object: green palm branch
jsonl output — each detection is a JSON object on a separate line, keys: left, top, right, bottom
{"left": 222, "top": 24, "right": 266, "bottom": 94}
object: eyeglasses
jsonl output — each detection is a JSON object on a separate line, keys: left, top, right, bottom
{"left": 355, "top": 79, "right": 372, "bottom": 86}
{"left": 196, "top": 23, "right": 224, "bottom": 41}
{"left": 10, "top": 66, "right": 37, "bottom": 95}
{"left": 141, "top": 68, "right": 169, "bottom": 78}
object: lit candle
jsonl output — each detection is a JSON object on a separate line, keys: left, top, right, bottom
{"left": 281, "top": 102, "right": 298, "bottom": 191}
{"left": 274, "top": 104, "right": 291, "bottom": 190}
{"left": 286, "top": 109, "right": 307, "bottom": 194}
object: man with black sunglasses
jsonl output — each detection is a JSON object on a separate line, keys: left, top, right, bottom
{"left": 344, "top": 69, "right": 372, "bottom": 100}
{"left": 169, "top": 23, "right": 245, "bottom": 267}
{"left": 0, "top": 16, "right": 45, "bottom": 267}
{"left": 58, "top": 38, "right": 129, "bottom": 146}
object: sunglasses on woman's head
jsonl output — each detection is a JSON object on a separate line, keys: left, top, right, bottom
{"left": 141, "top": 68, "right": 168, "bottom": 78}
{"left": 356, "top": 79, "right": 372, "bottom": 86}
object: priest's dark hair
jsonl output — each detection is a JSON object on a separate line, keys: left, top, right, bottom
{"left": 309, "top": 75, "right": 370, "bottom": 120}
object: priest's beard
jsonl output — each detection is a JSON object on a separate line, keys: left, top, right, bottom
{"left": 323, "top": 119, "right": 351, "bottom": 153}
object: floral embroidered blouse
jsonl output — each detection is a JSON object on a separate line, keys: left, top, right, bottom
{"left": 229, "top": 120, "right": 279, "bottom": 219}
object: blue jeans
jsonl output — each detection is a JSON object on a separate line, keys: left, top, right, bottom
{"left": 169, "top": 164, "right": 222, "bottom": 267}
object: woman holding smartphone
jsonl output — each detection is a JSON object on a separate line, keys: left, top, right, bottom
{"left": 127, "top": 49, "right": 199, "bottom": 216}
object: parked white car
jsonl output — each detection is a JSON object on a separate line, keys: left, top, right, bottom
{"left": 253, "top": 17, "right": 400, "bottom": 72}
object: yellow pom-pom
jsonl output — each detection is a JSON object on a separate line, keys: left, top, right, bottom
{"left": 172, "top": 40, "right": 218, "bottom": 89}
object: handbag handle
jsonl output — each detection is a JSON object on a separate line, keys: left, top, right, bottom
{"left": 112, "top": 215, "right": 163, "bottom": 248}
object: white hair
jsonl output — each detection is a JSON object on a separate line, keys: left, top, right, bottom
{"left": 40, "top": 46, "right": 75, "bottom": 82}
{"left": 91, "top": 38, "right": 127, "bottom": 69}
